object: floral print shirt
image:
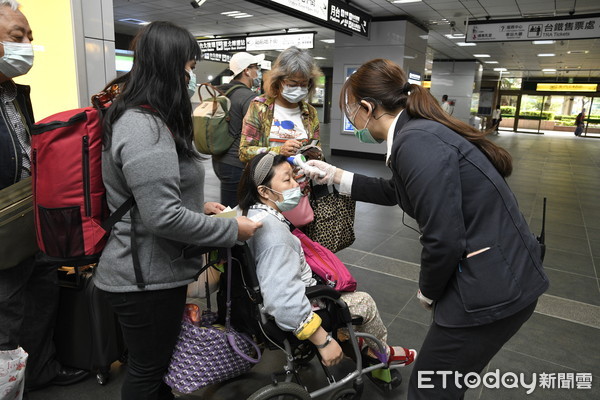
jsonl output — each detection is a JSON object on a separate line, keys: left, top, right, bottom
{"left": 239, "top": 95, "right": 320, "bottom": 162}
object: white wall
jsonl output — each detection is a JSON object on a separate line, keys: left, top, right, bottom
{"left": 430, "top": 60, "right": 481, "bottom": 123}
{"left": 72, "top": 0, "right": 115, "bottom": 107}
{"left": 330, "top": 20, "right": 427, "bottom": 155}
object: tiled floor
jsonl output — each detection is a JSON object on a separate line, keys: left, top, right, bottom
{"left": 29, "top": 129, "right": 599, "bottom": 399}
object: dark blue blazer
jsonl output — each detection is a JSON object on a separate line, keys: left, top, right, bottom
{"left": 351, "top": 112, "right": 549, "bottom": 327}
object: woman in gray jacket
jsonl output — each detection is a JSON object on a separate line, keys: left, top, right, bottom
{"left": 94, "top": 22, "right": 261, "bottom": 400}
{"left": 305, "top": 59, "right": 548, "bottom": 399}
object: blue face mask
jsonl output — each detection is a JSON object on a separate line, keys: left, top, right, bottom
{"left": 266, "top": 186, "right": 302, "bottom": 212}
{"left": 186, "top": 69, "right": 197, "bottom": 98}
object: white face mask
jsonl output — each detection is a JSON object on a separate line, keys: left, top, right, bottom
{"left": 0, "top": 42, "right": 34, "bottom": 78}
{"left": 281, "top": 85, "right": 308, "bottom": 103}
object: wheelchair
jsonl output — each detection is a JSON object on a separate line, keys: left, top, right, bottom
{"left": 199, "top": 244, "right": 406, "bottom": 400}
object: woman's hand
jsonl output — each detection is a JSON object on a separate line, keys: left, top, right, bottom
{"left": 280, "top": 139, "right": 302, "bottom": 157}
{"left": 304, "top": 160, "right": 341, "bottom": 186}
{"left": 317, "top": 339, "right": 344, "bottom": 367}
{"left": 235, "top": 216, "right": 263, "bottom": 241}
{"left": 204, "top": 202, "right": 226, "bottom": 215}
{"left": 309, "top": 327, "right": 344, "bottom": 366}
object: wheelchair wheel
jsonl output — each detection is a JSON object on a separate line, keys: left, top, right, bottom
{"left": 248, "top": 382, "right": 311, "bottom": 400}
{"left": 329, "top": 387, "right": 360, "bottom": 400}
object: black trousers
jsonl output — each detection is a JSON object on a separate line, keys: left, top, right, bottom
{"left": 102, "top": 285, "right": 187, "bottom": 400}
{"left": 408, "top": 300, "right": 537, "bottom": 400}
{"left": 212, "top": 159, "right": 244, "bottom": 208}
{"left": 0, "top": 254, "right": 61, "bottom": 388}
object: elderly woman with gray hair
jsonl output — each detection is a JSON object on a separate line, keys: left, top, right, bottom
{"left": 239, "top": 46, "right": 321, "bottom": 162}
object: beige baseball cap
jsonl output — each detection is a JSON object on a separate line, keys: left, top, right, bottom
{"left": 229, "top": 52, "right": 265, "bottom": 76}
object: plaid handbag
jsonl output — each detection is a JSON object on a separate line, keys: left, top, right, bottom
{"left": 164, "top": 249, "right": 261, "bottom": 393}
{"left": 302, "top": 184, "right": 356, "bottom": 253}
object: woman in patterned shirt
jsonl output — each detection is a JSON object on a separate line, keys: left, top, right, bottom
{"left": 239, "top": 46, "right": 321, "bottom": 163}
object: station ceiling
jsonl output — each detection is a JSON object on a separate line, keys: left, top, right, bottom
{"left": 113, "top": 0, "right": 600, "bottom": 79}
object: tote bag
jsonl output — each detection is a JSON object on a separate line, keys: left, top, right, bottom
{"left": 303, "top": 185, "right": 356, "bottom": 253}
{"left": 165, "top": 248, "right": 261, "bottom": 393}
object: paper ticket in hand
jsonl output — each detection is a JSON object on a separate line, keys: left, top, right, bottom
{"left": 214, "top": 206, "right": 236, "bottom": 219}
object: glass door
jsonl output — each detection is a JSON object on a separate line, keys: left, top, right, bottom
{"left": 583, "top": 97, "right": 600, "bottom": 137}
{"left": 517, "top": 95, "right": 544, "bottom": 133}
{"left": 498, "top": 95, "right": 519, "bottom": 132}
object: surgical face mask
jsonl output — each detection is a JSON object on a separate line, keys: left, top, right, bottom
{"left": 265, "top": 186, "right": 302, "bottom": 212}
{"left": 354, "top": 125, "right": 383, "bottom": 144}
{"left": 252, "top": 69, "right": 262, "bottom": 89}
{"left": 350, "top": 108, "right": 383, "bottom": 144}
{"left": 0, "top": 42, "right": 34, "bottom": 78}
{"left": 186, "top": 69, "right": 197, "bottom": 98}
{"left": 281, "top": 85, "right": 308, "bottom": 103}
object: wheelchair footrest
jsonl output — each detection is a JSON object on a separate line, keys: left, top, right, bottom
{"left": 368, "top": 368, "right": 402, "bottom": 392}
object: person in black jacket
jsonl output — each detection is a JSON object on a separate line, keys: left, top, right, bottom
{"left": 574, "top": 108, "right": 585, "bottom": 136}
{"left": 212, "top": 51, "right": 264, "bottom": 207}
{"left": 304, "top": 59, "right": 549, "bottom": 399}
{"left": 0, "top": 0, "right": 87, "bottom": 391}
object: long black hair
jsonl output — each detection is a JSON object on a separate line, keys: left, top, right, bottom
{"left": 102, "top": 21, "right": 201, "bottom": 157}
{"left": 238, "top": 153, "right": 289, "bottom": 212}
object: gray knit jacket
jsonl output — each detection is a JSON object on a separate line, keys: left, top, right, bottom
{"left": 246, "top": 206, "right": 316, "bottom": 333}
{"left": 94, "top": 109, "right": 238, "bottom": 292}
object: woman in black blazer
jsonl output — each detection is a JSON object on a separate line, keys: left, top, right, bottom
{"left": 305, "top": 59, "right": 549, "bottom": 399}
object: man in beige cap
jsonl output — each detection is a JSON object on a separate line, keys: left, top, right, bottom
{"left": 213, "top": 52, "right": 265, "bottom": 207}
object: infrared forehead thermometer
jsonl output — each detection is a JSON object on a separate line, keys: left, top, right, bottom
{"left": 287, "top": 154, "right": 326, "bottom": 178}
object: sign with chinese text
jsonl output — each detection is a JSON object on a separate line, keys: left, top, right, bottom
{"left": 536, "top": 83, "right": 598, "bottom": 92}
{"left": 197, "top": 37, "right": 246, "bottom": 52}
{"left": 466, "top": 14, "right": 600, "bottom": 42}
{"left": 201, "top": 53, "right": 232, "bottom": 63}
{"left": 272, "top": 0, "right": 328, "bottom": 21}
{"left": 246, "top": 33, "right": 314, "bottom": 50}
{"left": 249, "top": 0, "right": 370, "bottom": 37}
{"left": 328, "top": 0, "right": 370, "bottom": 37}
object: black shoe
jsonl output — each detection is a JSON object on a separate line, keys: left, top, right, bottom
{"left": 52, "top": 366, "right": 89, "bottom": 386}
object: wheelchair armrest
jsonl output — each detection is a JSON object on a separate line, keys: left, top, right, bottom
{"left": 305, "top": 285, "right": 341, "bottom": 300}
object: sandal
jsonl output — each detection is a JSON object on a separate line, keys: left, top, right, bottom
{"left": 388, "top": 346, "right": 417, "bottom": 367}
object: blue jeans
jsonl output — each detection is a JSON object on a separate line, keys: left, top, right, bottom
{"left": 102, "top": 286, "right": 187, "bottom": 400}
{"left": 211, "top": 159, "right": 244, "bottom": 208}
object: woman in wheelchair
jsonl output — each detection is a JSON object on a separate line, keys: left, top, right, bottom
{"left": 237, "top": 152, "right": 416, "bottom": 368}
